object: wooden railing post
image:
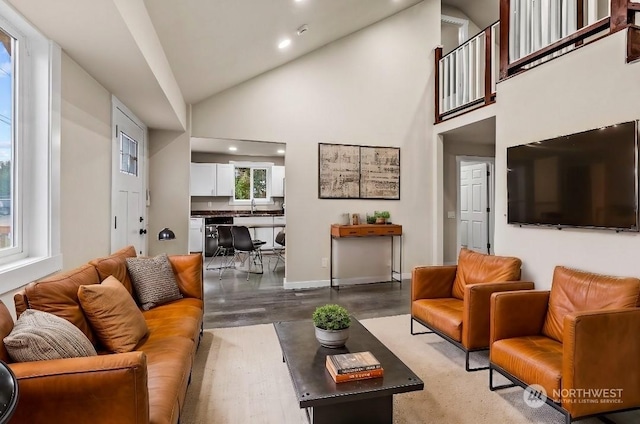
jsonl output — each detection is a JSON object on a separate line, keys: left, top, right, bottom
{"left": 611, "top": 0, "right": 631, "bottom": 32}
{"left": 434, "top": 46, "right": 443, "bottom": 124}
{"left": 484, "top": 26, "right": 493, "bottom": 105}
{"left": 499, "top": 0, "right": 510, "bottom": 79}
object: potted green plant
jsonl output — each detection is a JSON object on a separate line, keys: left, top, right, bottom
{"left": 374, "top": 211, "right": 390, "bottom": 224}
{"left": 312, "top": 304, "right": 351, "bottom": 348}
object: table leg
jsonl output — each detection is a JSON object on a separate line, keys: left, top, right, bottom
{"left": 310, "top": 395, "right": 393, "bottom": 424}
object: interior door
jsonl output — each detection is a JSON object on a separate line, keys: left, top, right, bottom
{"left": 459, "top": 162, "right": 489, "bottom": 254}
{"left": 111, "top": 99, "right": 146, "bottom": 255}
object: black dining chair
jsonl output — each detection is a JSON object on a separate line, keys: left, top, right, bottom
{"left": 272, "top": 229, "right": 285, "bottom": 270}
{"left": 231, "top": 226, "right": 265, "bottom": 280}
{"left": 206, "top": 225, "right": 235, "bottom": 279}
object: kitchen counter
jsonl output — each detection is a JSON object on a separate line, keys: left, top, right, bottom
{"left": 191, "top": 210, "right": 285, "bottom": 218}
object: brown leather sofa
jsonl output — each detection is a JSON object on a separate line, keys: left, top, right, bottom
{"left": 411, "top": 248, "right": 533, "bottom": 371}
{"left": 489, "top": 266, "right": 640, "bottom": 423}
{"left": 0, "top": 246, "right": 203, "bottom": 424}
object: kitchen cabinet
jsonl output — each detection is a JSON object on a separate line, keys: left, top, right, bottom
{"left": 190, "top": 163, "right": 216, "bottom": 196}
{"left": 271, "top": 166, "right": 285, "bottom": 197}
{"left": 216, "top": 163, "right": 235, "bottom": 197}
{"left": 189, "top": 218, "right": 204, "bottom": 253}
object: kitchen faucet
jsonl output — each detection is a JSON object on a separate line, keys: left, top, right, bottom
{"left": 251, "top": 198, "right": 256, "bottom": 214}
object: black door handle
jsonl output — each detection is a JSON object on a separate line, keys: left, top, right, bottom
{"left": 139, "top": 229, "right": 147, "bottom": 235}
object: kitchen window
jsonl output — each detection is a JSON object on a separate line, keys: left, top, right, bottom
{"left": 232, "top": 163, "right": 272, "bottom": 204}
{"left": 0, "top": 0, "right": 62, "bottom": 287}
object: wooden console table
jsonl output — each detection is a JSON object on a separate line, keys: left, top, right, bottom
{"left": 330, "top": 224, "right": 402, "bottom": 290}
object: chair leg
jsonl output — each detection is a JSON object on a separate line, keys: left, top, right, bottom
{"left": 488, "top": 365, "right": 516, "bottom": 391}
{"left": 410, "top": 317, "right": 434, "bottom": 335}
{"left": 465, "top": 350, "right": 490, "bottom": 372}
{"left": 206, "top": 247, "right": 222, "bottom": 270}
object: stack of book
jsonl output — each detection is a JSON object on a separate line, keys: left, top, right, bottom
{"left": 325, "top": 351, "right": 384, "bottom": 383}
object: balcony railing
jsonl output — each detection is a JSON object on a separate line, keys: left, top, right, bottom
{"left": 500, "top": 0, "right": 640, "bottom": 78}
{"left": 435, "top": 22, "right": 500, "bottom": 123}
{"left": 434, "top": 1, "right": 639, "bottom": 123}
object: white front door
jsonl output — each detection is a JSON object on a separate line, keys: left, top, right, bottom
{"left": 111, "top": 98, "right": 147, "bottom": 255}
{"left": 459, "top": 162, "right": 489, "bottom": 254}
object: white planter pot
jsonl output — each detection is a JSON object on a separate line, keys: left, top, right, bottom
{"left": 314, "top": 326, "right": 350, "bottom": 348}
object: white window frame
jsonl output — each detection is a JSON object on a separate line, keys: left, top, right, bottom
{"left": 0, "top": 0, "right": 62, "bottom": 292}
{"left": 229, "top": 161, "right": 274, "bottom": 205}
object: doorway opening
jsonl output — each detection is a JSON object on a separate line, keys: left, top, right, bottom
{"left": 457, "top": 157, "right": 495, "bottom": 257}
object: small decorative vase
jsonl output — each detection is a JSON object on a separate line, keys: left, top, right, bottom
{"left": 376, "top": 217, "right": 386, "bottom": 224}
{"left": 315, "top": 326, "right": 350, "bottom": 348}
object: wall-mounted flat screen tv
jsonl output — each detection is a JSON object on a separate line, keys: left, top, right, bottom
{"left": 507, "top": 121, "right": 639, "bottom": 231}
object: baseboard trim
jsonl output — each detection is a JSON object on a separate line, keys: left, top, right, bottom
{"left": 284, "top": 274, "right": 409, "bottom": 290}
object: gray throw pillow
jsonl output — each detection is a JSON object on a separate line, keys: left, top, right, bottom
{"left": 4, "top": 309, "right": 97, "bottom": 362}
{"left": 126, "top": 253, "right": 183, "bottom": 310}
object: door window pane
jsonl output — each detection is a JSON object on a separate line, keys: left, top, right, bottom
{"left": 0, "top": 29, "right": 14, "bottom": 250}
{"left": 119, "top": 132, "right": 138, "bottom": 176}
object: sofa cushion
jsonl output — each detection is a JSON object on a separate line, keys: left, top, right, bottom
{"left": 491, "top": 336, "right": 562, "bottom": 402}
{"left": 4, "top": 309, "right": 97, "bottom": 362}
{"left": 21, "top": 263, "right": 100, "bottom": 345}
{"left": 89, "top": 245, "right": 137, "bottom": 295}
{"left": 542, "top": 266, "right": 640, "bottom": 342}
{"left": 78, "top": 276, "right": 149, "bottom": 353}
{"left": 412, "top": 298, "right": 463, "bottom": 342}
{"left": 142, "top": 298, "right": 204, "bottom": 343}
{"left": 126, "top": 254, "right": 183, "bottom": 311}
{"left": 451, "top": 248, "right": 522, "bottom": 300}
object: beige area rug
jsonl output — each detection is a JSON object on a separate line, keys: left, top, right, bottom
{"left": 181, "top": 315, "right": 638, "bottom": 424}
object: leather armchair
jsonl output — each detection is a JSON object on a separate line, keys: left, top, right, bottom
{"left": 489, "top": 266, "right": 640, "bottom": 423}
{"left": 411, "top": 248, "right": 533, "bottom": 371}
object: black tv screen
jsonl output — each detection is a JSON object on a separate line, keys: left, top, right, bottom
{"left": 507, "top": 121, "right": 639, "bottom": 231}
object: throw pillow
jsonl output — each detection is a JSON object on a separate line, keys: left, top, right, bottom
{"left": 4, "top": 309, "right": 97, "bottom": 362}
{"left": 125, "top": 253, "right": 183, "bottom": 310}
{"left": 78, "top": 276, "right": 149, "bottom": 353}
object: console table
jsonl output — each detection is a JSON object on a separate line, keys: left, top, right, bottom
{"left": 330, "top": 224, "right": 402, "bottom": 289}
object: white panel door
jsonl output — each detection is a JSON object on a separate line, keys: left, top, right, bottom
{"left": 459, "top": 162, "right": 489, "bottom": 254}
{"left": 111, "top": 99, "right": 146, "bottom": 255}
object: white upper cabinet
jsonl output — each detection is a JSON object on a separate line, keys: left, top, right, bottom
{"left": 190, "top": 163, "right": 217, "bottom": 196}
{"left": 216, "top": 164, "right": 235, "bottom": 197}
{"left": 271, "top": 165, "right": 285, "bottom": 197}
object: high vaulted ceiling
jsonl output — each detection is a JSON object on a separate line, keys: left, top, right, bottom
{"left": 145, "top": 0, "right": 423, "bottom": 104}
{"left": 6, "top": 0, "right": 491, "bottom": 131}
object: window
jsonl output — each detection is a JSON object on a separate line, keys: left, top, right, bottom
{"left": 0, "top": 0, "right": 61, "bottom": 286}
{"left": 0, "top": 28, "right": 13, "bottom": 252}
{"left": 233, "top": 163, "right": 271, "bottom": 203}
{"left": 120, "top": 132, "right": 138, "bottom": 176}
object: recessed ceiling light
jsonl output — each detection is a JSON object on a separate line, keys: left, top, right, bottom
{"left": 278, "top": 39, "right": 291, "bottom": 49}
{"left": 277, "top": 149, "right": 285, "bottom": 154}
{"left": 229, "top": 147, "right": 237, "bottom": 151}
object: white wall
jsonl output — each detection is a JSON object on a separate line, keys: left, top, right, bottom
{"left": 148, "top": 129, "right": 190, "bottom": 256}
{"left": 192, "top": 1, "right": 440, "bottom": 287}
{"left": 441, "top": 4, "right": 482, "bottom": 55}
{"left": 60, "top": 52, "right": 113, "bottom": 268}
{"left": 495, "top": 31, "right": 640, "bottom": 289}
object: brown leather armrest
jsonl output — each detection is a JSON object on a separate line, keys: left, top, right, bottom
{"left": 462, "top": 281, "right": 535, "bottom": 349}
{"left": 490, "top": 290, "right": 549, "bottom": 345}
{"left": 169, "top": 253, "right": 203, "bottom": 300}
{"left": 411, "top": 266, "right": 457, "bottom": 301}
{"left": 562, "top": 308, "right": 640, "bottom": 418}
{"left": 10, "top": 352, "right": 149, "bottom": 424}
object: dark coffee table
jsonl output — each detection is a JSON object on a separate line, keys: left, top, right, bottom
{"left": 273, "top": 318, "right": 424, "bottom": 424}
